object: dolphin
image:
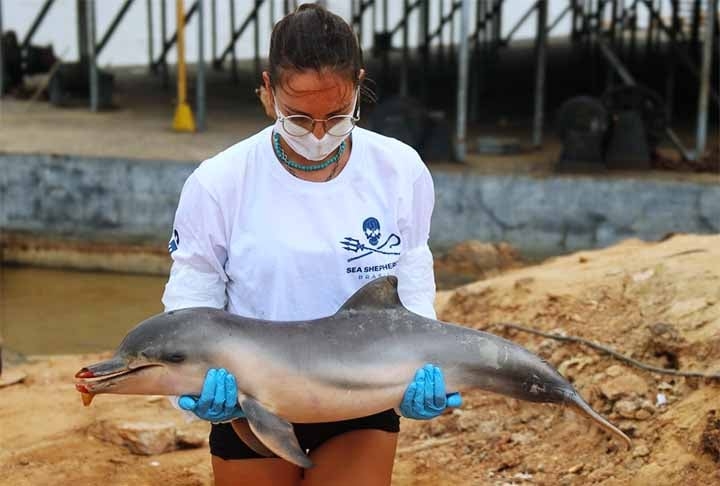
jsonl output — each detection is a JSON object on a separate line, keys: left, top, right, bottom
{"left": 74, "top": 276, "right": 630, "bottom": 467}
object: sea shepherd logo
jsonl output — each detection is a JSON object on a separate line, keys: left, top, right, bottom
{"left": 341, "top": 217, "right": 400, "bottom": 280}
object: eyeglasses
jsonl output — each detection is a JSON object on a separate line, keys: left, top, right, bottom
{"left": 275, "top": 90, "right": 361, "bottom": 137}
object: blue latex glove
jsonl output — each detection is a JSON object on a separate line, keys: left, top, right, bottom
{"left": 178, "top": 368, "right": 246, "bottom": 423}
{"left": 399, "top": 364, "right": 462, "bottom": 420}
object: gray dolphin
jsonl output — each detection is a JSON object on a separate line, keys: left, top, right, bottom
{"left": 75, "top": 276, "right": 630, "bottom": 467}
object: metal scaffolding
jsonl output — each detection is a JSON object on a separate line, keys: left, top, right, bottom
{"left": 0, "top": 0, "right": 717, "bottom": 161}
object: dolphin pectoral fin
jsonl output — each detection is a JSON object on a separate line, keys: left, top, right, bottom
{"left": 239, "top": 397, "right": 313, "bottom": 468}
{"left": 230, "top": 419, "right": 275, "bottom": 458}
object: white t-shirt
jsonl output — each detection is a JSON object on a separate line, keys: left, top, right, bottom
{"left": 162, "top": 126, "right": 437, "bottom": 320}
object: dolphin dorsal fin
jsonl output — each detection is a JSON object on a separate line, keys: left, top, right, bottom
{"left": 338, "top": 276, "right": 403, "bottom": 312}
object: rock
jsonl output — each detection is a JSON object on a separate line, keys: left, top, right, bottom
{"left": 427, "top": 419, "right": 448, "bottom": 437}
{"left": 558, "top": 356, "right": 596, "bottom": 380}
{"left": 632, "top": 444, "right": 651, "bottom": 458}
{"left": 605, "top": 365, "right": 624, "bottom": 377}
{"left": 175, "top": 425, "right": 208, "bottom": 449}
{"left": 701, "top": 410, "right": 720, "bottom": 462}
{"left": 667, "top": 298, "right": 712, "bottom": 319}
{"left": 618, "top": 421, "right": 639, "bottom": 437}
{"left": 513, "top": 471, "right": 533, "bottom": 481}
{"left": 635, "top": 409, "right": 653, "bottom": 420}
{"left": 600, "top": 372, "right": 648, "bottom": 400}
{"left": 89, "top": 420, "right": 177, "bottom": 455}
{"left": 587, "top": 466, "right": 613, "bottom": 482}
{"left": 0, "top": 369, "right": 27, "bottom": 388}
{"left": 614, "top": 399, "right": 640, "bottom": 418}
{"left": 510, "top": 432, "right": 535, "bottom": 445}
{"left": 632, "top": 268, "right": 655, "bottom": 282}
{"left": 567, "top": 463, "right": 584, "bottom": 474}
{"left": 559, "top": 474, "right": 576, "bottom": 485}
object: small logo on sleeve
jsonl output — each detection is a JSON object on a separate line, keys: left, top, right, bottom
{"left": 168, "top": 229, "right": 180, "bottom": 254}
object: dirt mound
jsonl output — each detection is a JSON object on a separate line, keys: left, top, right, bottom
{"left": 434, "top": 240, "right": 523, "bottom": 289}
{"left": 1, "top": 234, "right": 718, "bottom": 485}
{"left": 414, "top": 233, "right": 720, "bottom": 485}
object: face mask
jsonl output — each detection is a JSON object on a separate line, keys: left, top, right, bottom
{"left": 273, "top": 89, "right": 359, "bottom": 161}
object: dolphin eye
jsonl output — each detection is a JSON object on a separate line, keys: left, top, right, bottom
{"left": 164, "top": 352, "right": 186, "bottom": 363}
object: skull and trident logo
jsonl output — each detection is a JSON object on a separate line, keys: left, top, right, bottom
{"left": 340, "top": 217, "right": 401, "bottom": 262}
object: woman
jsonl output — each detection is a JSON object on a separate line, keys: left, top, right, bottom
{"left": 162, "top": 4, "right": 461, "bottom": 485}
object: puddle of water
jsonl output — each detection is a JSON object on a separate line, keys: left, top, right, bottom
{"left": 1, "top": 266, "right": 166, "bottom": 355}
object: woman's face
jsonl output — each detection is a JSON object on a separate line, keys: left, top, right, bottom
{"left": 263, "top": 69, "right": 362, "bottom": 139}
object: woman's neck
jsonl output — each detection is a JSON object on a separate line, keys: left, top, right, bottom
{"left": 277, "top": 135, "right": 352, "bottom": 183}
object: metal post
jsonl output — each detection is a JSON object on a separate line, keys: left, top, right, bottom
{"left": 401, "top": 0, "right": 409, "bottom": 96}
{"left": 494, "top": 0, "right": 502, "bottom": 47}
{"left": 86, "top": 0, "right": 98, "bottom": 112}
{"left": 78, "top": 0, "right": 89, "bottom": 62}
{"left": 147, "top": 0, "right": 154, "bottom": 70}
{"left": 96, "top": 0, "right": 137, "bottom": 56}
{"left": 455, "top": 0, "right": 470, "bottom": 161}
{"left": 211, "top": 0, "right": 217, "bottom": 63}
{"left": 695, "top": 0, "right": 716, "bottom": 160}
{"left": 654, "top": 0, "right": 662, "bottom": 49}
{"left": 666, "top": 0, "right": 679, "bottom": 122}
{"left": 691, "top": 0, "right": 701, "bottom": 54}
{"left": 351, "top": 0, "right": 358, "bottom": 42}
{"left": 229, "top": 0, "right": 237, "bottom": 81}
{"left": 645, "top": 0, "right": 655, "bottom": 58}
{"left": 0, "top": 0, "right": 4, "bottom": 97}
{"left": 504, "top": 1, "right": 539, "bottom": 45}
{"left": 197, "top": 0, "right": 206, "bottom": 131}
{"left": 254, "top": 0, "right": 261, "bottom": 79}
{"left": 269, "top": 0, "right": 275, "bottom": 29}
{"left": 616, "top": 0, "right": 625, "bottom": 58}
{"left": 606, "top": 0, "right": 617, "bottom": 89}
{"left": 22, "top": 0, "right": 55, "bottom": 50}
{"left": 438, "top": 0, "right": 444, "bottom": 62}
{"left": 571, "top": 0, "right": 579, "bottom": 41}
{"left": 161, "top": 0, "right": 169, "bottom": 86}
{"left": 470, "top": 0, "right": 483, "bottom": 122}
{"left": 382, "top": 0, "right": 389, "bottom": 89}
{"left": 449, "top": 0, "right": 455, "bottom": 59}
{"left": 547, "top": 4, "right": 572, "bottom": 34}
{"left": 629, "top": 0, "right": 637, "bottom": 63}
{"left": 372, "top": 0, "right": 377, "bottom": 46}
{"left": 173, "top": 0, "right": 196, "bottom": 131}
{"left": 532, "top": 0, "right": 547, "bottom": 147}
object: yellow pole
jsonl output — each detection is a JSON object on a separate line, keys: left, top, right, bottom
{"left": 172, "top": 0, "right": 196, "bottom": 132}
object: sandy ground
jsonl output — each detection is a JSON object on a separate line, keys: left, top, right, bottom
{"left": 1, "top": 233, "right": 719, "bottom": 485}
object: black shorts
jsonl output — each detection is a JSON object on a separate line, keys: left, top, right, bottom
{"left": 210, "top": 409, "right": 400, "bottom": 460}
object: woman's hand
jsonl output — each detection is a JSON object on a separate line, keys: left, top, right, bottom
{"left": 399, "top": 364, "right": 462, "bottom": 420}
{"left": 178, "top": 368, "right": 246, "bottom": 423}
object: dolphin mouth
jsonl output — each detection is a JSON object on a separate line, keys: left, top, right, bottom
{"left": 74, "top": 361, "right": 162, "bottom": 405}
{"left": 75, "top": 363, "right": 160, "bottom": 383}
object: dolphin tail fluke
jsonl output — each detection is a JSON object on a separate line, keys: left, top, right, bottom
{"left": 239, "top": 396, "right": 314, "bottom": 468}
{"left": 566, "top": 391, "right": 632, "bottom": 450}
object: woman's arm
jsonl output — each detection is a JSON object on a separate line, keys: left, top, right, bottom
{"left": 396, "top": 164, "right": 437, "bottom": 319}
{"left": 162, "top": 173, "right": 229, "bottom": 311}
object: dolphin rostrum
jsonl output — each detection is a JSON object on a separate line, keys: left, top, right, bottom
{"left": 75, "top": 276, "right": 630, "bottom": 467}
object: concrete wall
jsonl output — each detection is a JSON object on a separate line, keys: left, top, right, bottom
{"left": 431, "top": 171, "right": 719, "bottom": 256}
{"left": 1, "top": 153, "right": 718, "bottom": 257}
{"left": 1, "top": 153, "right": 194, "bottom": 244}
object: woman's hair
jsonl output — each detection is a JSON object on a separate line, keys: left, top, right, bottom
{"left": 268, "top": 3, "right": 364, "bottom": 90}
